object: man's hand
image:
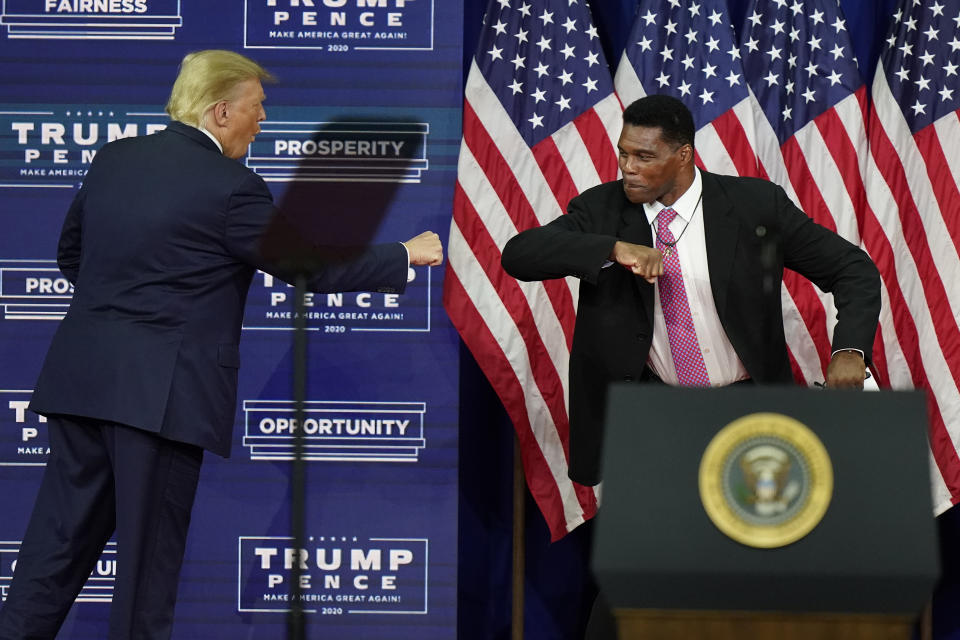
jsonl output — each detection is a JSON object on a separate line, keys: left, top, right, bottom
{"left": 824, "top": 349, "right": 867, "bottom": 389}
{"left": 611, "top": 240, "right": 663, "bottom": 283}
{"left": 403, "top": 231, "right": 444, "bottom": 266}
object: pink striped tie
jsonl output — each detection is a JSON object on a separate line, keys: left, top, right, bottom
{"left": 656, "top": 207, "right": 711, "bottom": 387}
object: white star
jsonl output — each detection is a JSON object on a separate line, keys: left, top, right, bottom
{"left": 774, "top": 0, "right": 787, "bottom": 9}
{"left": 699, "top": 88, "right": 714, "bottom": 104}
{"left": 827, "top": 70, "right": 842, "bottom": 86}
{"left": 637, "top": 36, "right": 653, "bottom": 52}
{"left": 641, "top": 10, "right": 657, "bottom": 26}
{"left": 557, "top": 69, "right": 573, "bottom": 85}
{"left": 939, "top": 86, "right": 955, "bottom": 101}
{"left": 803, "top": 87, "right": 816, "bottom": 103}
{"left": 916, "top": 76, "right": 931, "bottom": 91}
{"left": 534, "top": 62, "right": 549, "bottom": 78}
{"left": 586, "top": 25, "right": 598, "bottom": 39}
{"left": 560, "top": 43, "right": 576, "bottom": 59}
{"left": 678, "top": 80, "right": 692, "bottom": 96}
{"left": 556, "top": 96, "right": 571, "bottom": 111}
{"left": 585, "top": 51, "right": 599, "bottom": 67}
{"left": 660, "top": 46, "right": 674, "bottom": 62}
{"left": 787, "top": 53, "right": 797, "bottom": 68}
{"left": 688, "top": 2, "right": 701, "bottom": 18}
{"left": 531, "top": 88, "right": 546, "bottom": 103}
{"left": 562, "top": 17, "right": 577, "bottom": 33}
{"left": 703, "top": 62, "right": 717, "bottom": 78}
{"left": 708, "top": 10, "right": 722, "bottom": 27}
{"left": 664, "top": 19, "right": 678, "bottom": 35}
{"left": 785, "top": 79, "right": 794, "bottom": 95}
{"left": 582, "top": 77, "right": 598, "bottom": 93}
{"left": 894, "top": 66, "right": 910, "bottom": 82}
{"left": 536, "top": 35, "right": 551, "bottom": 52}
{"left": 725, "top": 70, "right": 741, "bottom": 86}
{"left": 745, "top": 37, "right": 759, "bottom": 52}
{"left": 496, "top": 0, "right": 509, "bottom": 8}
{"left": 904, "top": 16, "right": 917, "bottom": 31}
{"left": 790, "top": 1, "right": 803, "bottom": 15}
{"left": 899, "top": 42, "right": 914, "bottom": 57}
{"left": 492, "top": 20, "right": 507, "bottom": 35}
{"left": 782, "top": 105, "right": 792, "bottom": 121}
{"left": 771, "top": 20, "right": 785, "bottom": 35}
{"left": 809, "top": 35, "right": 822, "bottom": 51}
{"left": 805, "top": 60, "right": 818, "bottom": 76}
{"left": 832, "top": 16, "right": 846, "bottom": 32}
{"left": 667, "top": 0, "right": 680, "bottom": 7}
{"left": 789, "top": 26, "right": 800, "bottom": 42}
{"left": 685, "top": 28, "right": 698, "bottom": 45}
{"left": 518, "top": 3, "right": 531, "bottom": 17}
{"left": 811, "top": 9, "right": 824, "bottom": 25}
{"left": 748, "top": 11, "right": 762, "bottom": 27}
{"left": 539, "top": 9, "right": 554, "bottom": 25}
{"left": 919, "top": 50, "right": 936, "bottom": 66}
{"left": 950, "top": 38, "right": 960, "bottom": 53}
{"left": 488, "top": 45, "right": 503, "bottom": 61}
{"left": 930, "top": 1, "right": 945, "bottom": 17}
{"left": 945, "top": 61, "right": 958, "bottom": 77}
{"left": 706, "top": 36, "right": 720, "bottom": 52}
{"left": 656, "top": 71, "right": 671, "bottom": 87}
{"left": 508, "top": 79, "right": 523, "bottom": 95}
{"left": 681, "top": 55, "right": 695, "bottom": 70}
{"left": 924, "top": 25, "right": 939, "bottom": 41}
{"left": 511, "top": 53, "right": 525, "bottom": 70}
{"left": 910, "top": 100, "right": 926, "bottom": 116}
{"left": 829, "top": 44, "right": 845, "bottom": 61}
{"left": 764, "top": 70, "right": 779, "bottom": 86}
{"left": 528, "top": 113, "right": 544, "bottom": 129}
{"left": 767, "top": 45, "right": 782, "bottom": 61}
{"left": 514, "top": 29, "right": 529, "bottom": 44}
{"left": 728, "top": 45, "right": 741, "bottom": 61}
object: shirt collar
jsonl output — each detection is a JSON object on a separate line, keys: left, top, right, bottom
{"left": 197, "top": 125, "right": 223, "bottom": 154}
{"left": 643, "top": 168, "right": 703, "bottom": 226}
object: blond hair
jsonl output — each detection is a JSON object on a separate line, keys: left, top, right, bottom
{"left": 165, "top": 50, "right": 274, "bottom": 127}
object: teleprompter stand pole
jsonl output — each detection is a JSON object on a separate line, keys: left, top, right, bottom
{"left": 287, "top": 273, "right": 308, "bottom": 640}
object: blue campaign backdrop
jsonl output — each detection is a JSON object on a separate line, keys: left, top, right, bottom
{"left": 0, "top": 2, "right": 462, "bottom": 639}
{"left": 457, "top": 1, "right": 960, "bottom": 640}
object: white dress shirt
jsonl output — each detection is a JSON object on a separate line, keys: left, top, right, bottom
{"left": 643, "top": 169, "right": 750, "bottom": 386}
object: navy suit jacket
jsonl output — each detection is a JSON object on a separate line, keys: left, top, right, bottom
{"left": 501, "top": 172, "right": 881, "bottom": 484}
{"left": 30, "top": 121, "right": 408, "bottom": 457}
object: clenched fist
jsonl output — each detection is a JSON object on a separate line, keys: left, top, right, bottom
{"left": 403, "top": 231, "right": 444, "bottom": 266}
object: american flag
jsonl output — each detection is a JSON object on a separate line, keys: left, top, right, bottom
{"left": 865, "top": 0, "right": 960, "bottom": 514}
{"left": 613, "top": 0, "right": 838, "bottom": 386}
{"left": 739, "top": 0, "right": 871, "bottom": 386}
{"left": 443, "top": 0, "right": 622, "bottom": 540}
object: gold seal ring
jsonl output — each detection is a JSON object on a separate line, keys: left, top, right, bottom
{"left": 698, "top": 412, "right": 833, "bottom": 548}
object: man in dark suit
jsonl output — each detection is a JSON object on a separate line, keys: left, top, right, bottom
{"left": 501, "top": 94, "right": 880, "bottom": 488}
{"left": 0, "top": 50, "right": 443, "bottom": 640}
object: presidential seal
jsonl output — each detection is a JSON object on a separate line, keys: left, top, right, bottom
{"left": 698, "top": 412, "right": 833, "bottom": 548}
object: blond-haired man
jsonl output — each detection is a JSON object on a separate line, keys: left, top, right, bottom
{"left": 0, "top": 50, "right": 442, "bottom": 639}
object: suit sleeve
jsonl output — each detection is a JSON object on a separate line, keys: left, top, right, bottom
{"left": 57, "top": 186, "right": 86, "bottom": 284}
{"left": 774, "top": 185, "right": 881, "bottom": 361}
{"left": 501, "top": 194, "right": 620, "bottom": 284}
{"left": 224, "top": 172, "right": 408, "bottom": 294}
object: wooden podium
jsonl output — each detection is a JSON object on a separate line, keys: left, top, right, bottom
{"left": 592, "top": 386, "right": 939, "bottom": 640}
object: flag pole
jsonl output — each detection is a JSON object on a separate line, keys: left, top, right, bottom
{"left": 512, "top": 436, "right": 526, "bottom": 640}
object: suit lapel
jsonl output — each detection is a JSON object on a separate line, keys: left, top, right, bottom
{"left": 701, "top": 171, "right": 740, "bottom": 321}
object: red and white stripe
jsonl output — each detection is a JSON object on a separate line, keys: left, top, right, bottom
{"left": 443, "top": 59, "right": 622, "bottom": 540}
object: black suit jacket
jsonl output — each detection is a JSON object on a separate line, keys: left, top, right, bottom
{"left": 30, "top": 122, "right": 408, "bottom": 457}
{"left": 501, "top": 171, "right": 881, "bottom": 485}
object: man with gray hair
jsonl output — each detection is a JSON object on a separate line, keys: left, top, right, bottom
{"left": 0, "top": 50, "right": 442, "bottom": 639}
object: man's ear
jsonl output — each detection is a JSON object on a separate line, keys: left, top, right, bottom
{"left": 211, "top": 100, "right": 229, "bottom": 127}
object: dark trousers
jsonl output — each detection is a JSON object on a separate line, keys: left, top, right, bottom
{"left": 0, "top": 416, "right": 203, "bottom": 640}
